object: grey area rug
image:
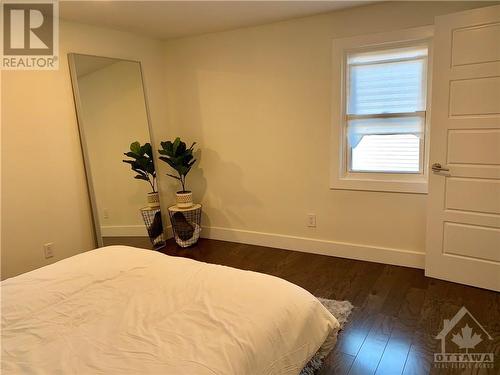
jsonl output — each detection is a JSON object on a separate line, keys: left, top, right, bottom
{"left": 300, "top": 298, "right": 354, "bottom": 375}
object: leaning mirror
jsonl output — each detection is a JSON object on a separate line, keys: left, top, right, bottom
{"left": 68, "top": 54, "right": 164, "bottom": 249}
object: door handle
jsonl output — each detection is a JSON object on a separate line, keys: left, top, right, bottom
{"left": 431, "top": 163, "right": 449, "bottom": 173}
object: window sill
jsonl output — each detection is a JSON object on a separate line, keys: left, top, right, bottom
{"left": 330, "top": 176, "right": 428, "bottom": 194}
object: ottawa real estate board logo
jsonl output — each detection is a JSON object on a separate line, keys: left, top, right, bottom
{"left": 434, "top": 306, "right": 494, "bottom": 370}
{"left": 1, "top": 0, "right": 59, "bottom": 69}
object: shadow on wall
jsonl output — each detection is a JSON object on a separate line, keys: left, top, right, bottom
{"left": 189, "top": 148, "right": 262, "bottom": 230}
{"left": 189, "top": 148, "right": 206, "bottom": 199}
{"left": 162, "top": 65, "right": 262, "bottom": 231}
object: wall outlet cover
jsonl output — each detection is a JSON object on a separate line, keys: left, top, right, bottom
{"left": 307, "top": 214, "right": 316, "bottom": 227}
{"left": 43, "top": 243, "right": 54, "bottom": 259}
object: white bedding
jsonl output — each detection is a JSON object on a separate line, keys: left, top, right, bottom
{"left": 1, "top": 246, "right": 339, "bottom": 375}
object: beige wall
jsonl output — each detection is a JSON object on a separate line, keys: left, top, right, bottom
{"left": 162, "top": 2, "right": 491, "bottom": 263}
{"left": 1, "top": 21, "right": 167, "bottom": 279}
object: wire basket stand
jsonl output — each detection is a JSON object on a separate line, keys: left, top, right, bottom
{"left": 168, "top": 204, "right": 202, "bottom": 247}
{"left": 140, "top": 207, "right": 166, "bottom": 249}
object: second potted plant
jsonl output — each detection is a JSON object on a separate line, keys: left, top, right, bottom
{"left": 158, "top": 137, "right": 197, "bottom": 208}
{"left": 122, "top": 141, "right": 159, "bottom": 207}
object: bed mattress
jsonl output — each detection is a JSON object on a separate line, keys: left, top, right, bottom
{"left": 1, "top": 246, "right": 339, "bottom": 374}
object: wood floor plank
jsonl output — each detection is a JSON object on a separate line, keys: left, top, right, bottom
{"left": 103, "top": 236, "right": 153, "bottom": 249}
{"left": 402, "top": 345, "right": 431, "bottom": 375}
{"left": 376, "top": 287, "right": 426, "bottom": 375}
{"left": 375, "top": 329, "right": 412, "bottom": 375}
{"left": 348, "top": 314, "right": 392, "bottom": 375}
{"left": 320, "top": 349, "right": 356, "bottom": 375}
{"left": 337, "top": 265, "right": 401, "bottom": 357}
{"left": 403, "top": 281, "right": 463, "bottom": 375}
{"left": 157, "top": 238, "right": 499, "bottom": 375}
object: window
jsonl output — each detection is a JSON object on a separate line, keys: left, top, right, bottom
{"left": 331, "top": 27, "right": 433, "bottom": 193}
{"left": 347, "top": 46, "right": 427, "bottom": 173}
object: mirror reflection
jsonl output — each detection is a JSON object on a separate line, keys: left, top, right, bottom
{"left": 69, "top": 54, "right": 163, "bottom": 249}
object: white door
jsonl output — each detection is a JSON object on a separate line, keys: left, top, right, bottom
{"left": 426, "top": 5, "right": 500, "bottom": 292}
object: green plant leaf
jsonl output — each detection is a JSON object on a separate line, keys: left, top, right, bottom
{"left": 176, "top": 140, "right": 186, "bottom": 156}
{"left": 130, "top": 141, "right": 141, "bottom": 154}
{"left": 159, "top": 156, "right": 176, "bottom": 170}
{"left": 158, "top": 138, "right": 197, "bottom": 188}
{"left": 132, "top": 168, "right": 147, "bottom": 176}
{"left": 123, "top": 141, "right": 156, "bottom": 188}
{"left": 142, "top": 143, "right": 153, "bottom": 158}
{"left": 161, "top": 141, "right": 173, "bottom": 155}
{"left": 172, "top": 137, "right": 180, "bottom": 155}
{"left": 124, "top": 152, "right": 140, "bottom": 159}
{"left": 177, "top": 165, "right": 189, "bottom": 176}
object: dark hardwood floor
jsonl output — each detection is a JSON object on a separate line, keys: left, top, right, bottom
{"left": 159, "top": 238, "right": 499, "bottom": 375}
{"left": 103, "top": 236, "right": 154, "bottom": 249}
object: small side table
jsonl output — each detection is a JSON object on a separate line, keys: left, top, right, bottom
{"left": 168, "top": 204, "right": 202, "bottom": 248}
{"left": 140, "top": 207, "right": 166, "bottom": 249}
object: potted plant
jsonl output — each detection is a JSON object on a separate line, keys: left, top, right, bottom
{"left": 122, "top": 141, "right": 159, "bottom": 207}
{"left": 158, "top": 137, "right": 197, "bottom": 208}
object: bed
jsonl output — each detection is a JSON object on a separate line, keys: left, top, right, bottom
{"left": 1, "top": 246, "right": 339, "bottom": 374}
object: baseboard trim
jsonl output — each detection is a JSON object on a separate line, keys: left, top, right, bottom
{"left": 101, "top": 225, "right": 147, "bottom": 237}
{"left": 200, "top": 226, "right": 425, "bottom": 269}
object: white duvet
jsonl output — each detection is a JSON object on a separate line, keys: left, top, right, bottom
{"left": 1, "top": 246, "right": 339, "bottom": 375}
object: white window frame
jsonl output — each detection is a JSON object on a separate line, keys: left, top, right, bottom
{"left": 330, "top": 26, "right": 434, "bottom": 194}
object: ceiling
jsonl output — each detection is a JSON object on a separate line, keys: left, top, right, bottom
{"left": 60, "top": 1, "right": 374, "bottom": 40}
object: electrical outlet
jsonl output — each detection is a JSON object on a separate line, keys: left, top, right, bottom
{"left": 307, "top": 214, "right": 316, "bottom": 228}
{"left": 43, "top": 243, "right": 54, "bottom": 259}
{"left": 103, "top": 208, "right": 109, "bottom": 219}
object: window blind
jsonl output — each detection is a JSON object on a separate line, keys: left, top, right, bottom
{"left": 346, "top": 45, "right": 428, "bottom": 173}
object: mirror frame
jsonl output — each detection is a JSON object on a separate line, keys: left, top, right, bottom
{"left": 67, "top": 53, "right": 158, "bottom": 248}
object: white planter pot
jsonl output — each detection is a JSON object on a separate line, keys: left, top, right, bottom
{"left": 176, "top": 191, "right": 193, "bottom": 208}
{"left": 147, "top": 192, "right": 160, "bottom": 208}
